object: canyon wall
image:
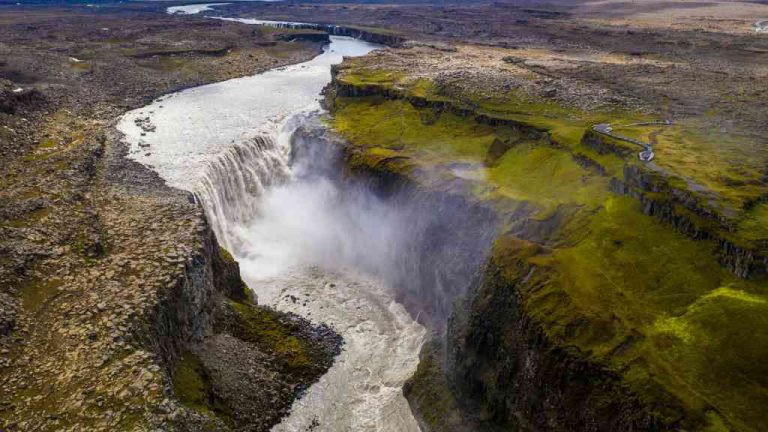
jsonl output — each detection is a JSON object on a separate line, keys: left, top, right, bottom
{"left": 322, "top": 70, "right": 758, "bottom": 431}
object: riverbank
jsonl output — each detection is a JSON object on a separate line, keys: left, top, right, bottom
{"left": 0, "top": 8, "right": 337, "bottom": 430}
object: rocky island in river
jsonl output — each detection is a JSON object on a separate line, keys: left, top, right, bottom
{"left": 1, "top": 1, "right": 768, "bottom": 431}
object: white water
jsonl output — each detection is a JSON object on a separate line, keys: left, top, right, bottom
{"left": 118, "top": 33, "right": 425, "bottom": 432}
{"left": 167, "top": 3, "right": 230, "bottom": 15}
{"left": 213, "top": 16, "right": 312, "bottom": 26}
{"left": 166, "top": 2, "right": 284, "bottom": 16}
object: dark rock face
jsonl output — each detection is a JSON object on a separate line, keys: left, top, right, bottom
{"left": 146, "top": 221, "right": 230, "bottom": 368}
{"left": 447, "top": 238, "right": 676, "bottom": 432}
{"left": 275, "top": 32, "right": 331, "bottom": 44}
{"left": 256, "top": 22, "right": 405, "bottom": 47}
{"left": 290, "top": 120, "right": 499, "bottom": 327}
{"left": 196, "top": 334, "right": 294, "bottom": 431}
{"left": 0, "top": 79, "right": 44, "bottom": 115}
{"left": 615, "top": 162, "right": 767, "bottom": 279}
{"left": 581, "top": 128, "right": 634, "bottom": 157}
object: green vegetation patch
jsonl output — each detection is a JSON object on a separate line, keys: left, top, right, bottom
{"left": 526, "top": 196, "right": 768, "bottom": 430}
{"left": 332, "top": 97, "right": 608, "bottom": 215}
{"left": 403, "top": 340, "right": 469, "bottom": 431}
{"left": 69, "top": 61, "right": 91, "bottom": 71}
{"left": 644, "top": 120, "right": 766, "bottom": 212}
{"left": 219, "top": 246, "right": 235, "bottom": 263}
{"left": 335, "top": 61, "right": 647, "bottom": 148}
{"left": 335, "top": 64, "right": 768, "bottom": 238}
{"left": 487, "top": 142, "right": 609, "bottom": 209}
{"left": 171, "top": 351, "right": 234, "bottom": 426}
{"left": 19, "top": 277, "right": 63, "bottom": 313}
{"left": 333, "top": 98, "right": 497, "bottom": 162}
{"left": 172, "top": 351, "right": 214, "bottom": 415}
{"left": 738, "top": 202, "right": 768, "bottom": 242}
{"left": 228, "top": 300, "right": 314, "bottom": 374}
{"left": 338, "top": 68, "right": 404, "bottom": 88}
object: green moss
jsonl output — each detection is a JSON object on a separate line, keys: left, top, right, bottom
{"left": 487, "top": 142, "right": 609, "bottom": 209}
{"left": 409, "top": 78, "right": 436, "bottom": 98}
{"left": 229, "top": 301, "right": 313, "bottom": 373}
{"left": 336, "top": 64, "right": 647, "bottom": 150}
{"left": 219, "top": 246, "right": 235, "bottom": 263}
{"left": 645, "top": 287, "right": 768, "bottom": 431}
{"left": 7, "top": 206, "right": 51, "bottom": 228}
{"left": 737, "top": 202, "right": 768, "bottom": 242}
{"left": 344, "top": 24, "right": 403, "bottom": 36}
{"left": 172, "top": 351, "right": 213, "bottom": 415}
{"left": 19, "top": 277, "right": 63, "bottom": 312}
{"left": 403, "top": 341, "right": 468, "bottom": 430}
{"left": 69, "top": 61, "right": 91, "bottom": 71}
{"left": 623, "top": 119, "right": 768, "bottom": 214}
{"left": 338, "top": 68, "right": 404, "bottom": 88}
{"left": 333, "top": 98, "right": 498, "bottom": 163}
{"left": 336, "top": 65, "right": 768, "bottom": 232}
{"left": 525, "top": 196, "right": 768, "bottom": 430}
{"left": 156, "top": 57, "right": 189, "bottom": 72}
{"left": 333, "top": 97, "right": 608, "bottom": 215}
{"left": 38, "top": 138, "right": 57, "bottom": 148}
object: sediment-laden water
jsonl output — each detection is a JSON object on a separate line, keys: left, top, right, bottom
{"left": 118, "top": 33, "right": 425, "bottom": 432}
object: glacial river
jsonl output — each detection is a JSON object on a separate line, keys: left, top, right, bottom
{"left": 118, "top": 32, "right": 425, "bottom": 431}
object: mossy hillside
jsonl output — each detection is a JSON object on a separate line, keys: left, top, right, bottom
{"left": 738, "top": 202, "right": 768, "bottom": 243}
{"left": 333, "top": 65, "right": 768, "bottom": 245}
{"left": 510, "top": 196, "right": 768, "bottom": 431}
{"left": 611, "top": 120, "right": 768, "bottom": 214}
{"left": 333, "top": 61, "right": 646, "bottom": 176}
{"left": 330, "top": 82, "right": 768, "bottom": 430}
{"left": 331, "top": 97, "right": 609, "bottom": 220}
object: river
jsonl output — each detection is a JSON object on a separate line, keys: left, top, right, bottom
{"left": 117, "top": 32, "right": 426, "bottom": 431}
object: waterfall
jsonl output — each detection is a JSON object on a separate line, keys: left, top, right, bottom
{"left": 117, "top": 36, "right": 428, "bottom": 431}
{"left": 194, "top": 134, "right": 289, "bottom": 251}
{"left": 183, "top": 113, "right": 429, "bottom": 430}
{"left": 193, "top": 114, "right": 308, "bottom": 252}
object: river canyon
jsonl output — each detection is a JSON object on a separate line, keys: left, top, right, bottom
{"left": 119, "top": 33, "right": 427, "bottom": 432}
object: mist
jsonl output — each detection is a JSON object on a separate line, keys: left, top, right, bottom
{"left": 196, "top": 112, "right": 497, "bottom": 326}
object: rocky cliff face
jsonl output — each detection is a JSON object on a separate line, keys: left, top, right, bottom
{"left": 255, "top": 22, "right": 406, "bottom": 46}
{"left": 323, "top": 59, "right": 768, "bottom": 431}
{"left": 447, "top": 237, "right": 677, "bottom": 432}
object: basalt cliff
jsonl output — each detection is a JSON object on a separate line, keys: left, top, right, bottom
{"left": 322, "top": 43, "right": 768, "bottom": 432}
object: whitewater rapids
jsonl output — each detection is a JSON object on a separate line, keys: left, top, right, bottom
{"left": 118, "top": 34, "right": 426, "bottom": 432}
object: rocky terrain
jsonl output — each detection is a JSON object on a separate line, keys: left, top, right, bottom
{"left": 0, "top": 5, "right": 342, "bottom": 431}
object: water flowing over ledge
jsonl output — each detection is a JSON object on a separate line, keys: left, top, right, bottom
{"left": 118, "top": 35, "right": 426, "bottom": 431}
{"left": 194, "top": 133, "right": 290, "bottom": 251}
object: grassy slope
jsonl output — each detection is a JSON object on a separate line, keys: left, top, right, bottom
{"left": 329, "top": 67, "right": 768, "bottom": 431}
